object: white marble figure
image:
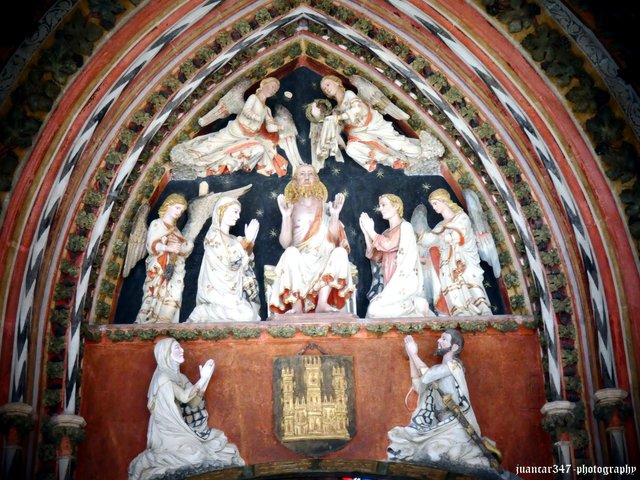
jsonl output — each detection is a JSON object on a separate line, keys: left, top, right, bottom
{"left": 387, "top": 332, "right": 498, "bottom": 466}
{"left": 309, "top": 75, "right": 444, "bottom": 172}
{"left": 124, "top": 184, "right": 253, "bottom": 324}
{"left": 268, "top": 164, "right": 355, "bottom": 314}
{"left": 359, "top": 193, "right": 432, "bottom": 318}
{"left": 130, "top": 194, "right": 194, "bottom": 324}
{"left": 186, "top": 196, "right": 260, "bottom": 323}
{"left": 416, "top": 188, "right": 494, "bottom": 316}
{"left": 128, "top": 338, "right": 244, "bottom": 480}
{"left": 170, "top": 77, "right": 302, "bottom": 179}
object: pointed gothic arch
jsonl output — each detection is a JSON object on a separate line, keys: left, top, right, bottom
{"left": 0, "top": 1, "right": 638, "bottom": 478}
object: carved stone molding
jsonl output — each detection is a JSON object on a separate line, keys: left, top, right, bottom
{"left": 594, "top": 387, "right": 628, "bottom": 406}
{"left": 541, "top": 400, "right": 575, "bottom": 418}
{"left": 0, "top": 402, "right": 33, "bottom": 435}
{"left": 593, "top": 388, "right": 630, "bottom": 422}
{"left": 50, "top": 413, "right": 86, "bottom": 449}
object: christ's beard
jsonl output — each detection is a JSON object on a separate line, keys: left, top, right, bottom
{"left": 285, "top": 180, "right": 327, "bottom": 204}
{"left": 298, "top": 183, "right": 322, "bottom": 198}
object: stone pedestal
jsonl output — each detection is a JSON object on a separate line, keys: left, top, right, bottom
{"left": 594, "top": 388, "right": 629, "bottom": 468}
{"left": 0, "top": 402, "right": 33, "bottom": 480}
{"left": 50, "top": 413, "right": 86, "bottom": 480}
{"left": 541, "top": 400, "right": 576, "bottom": 480}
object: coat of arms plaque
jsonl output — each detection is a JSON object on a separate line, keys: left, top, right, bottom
{"left": 273, "top": 352, "right": 356, "bottom": 455}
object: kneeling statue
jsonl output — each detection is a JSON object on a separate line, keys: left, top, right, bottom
{"left": 129, "top": 338, "right": 244, "bottom": 479}
{"left": 387, "top": 331, "right": 502, "bottom": 470}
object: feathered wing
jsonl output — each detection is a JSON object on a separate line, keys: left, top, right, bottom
{"left": 123, "top": 204, "right": 150, "bottom": 278}
{"left": 182, "top": 184, "right": 253, "bottom": 241}
{"left": 410, "top": 203, "right": 430, "bottom": 240}
{"left": 198, "top": 78, "right": 252, "bottom": 127}
{"left": 462, "top": 189, "right": 501, "bottom": 278}
{"left": 274, "top": 105, "right": 303, "bottom": 170}
{"left": 349, "top": 74, "right": 410, "bottom": 121}
{"left": 410, "top": 203, "right": 439, "bottom": 306}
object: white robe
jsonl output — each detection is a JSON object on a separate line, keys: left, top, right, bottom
{"left": 387, "top": 360, "right": 490, "bottom": 466}
{"left": 135, "top": 219, "right": 193, "bottom": 324}
{"left": 337, "top": 90, "right": 423, "bottom": 171}
{"left": 129, "top": 339, "right": 244, "bottom": 480}
{"left": 170, "top": 94, "right": 287, "bottom": 177}
{"left": 187, "top": 226, "right": 259, "bottom": 323}
{"left": 268, "top": 203, "right": 354, "bottom": 313}
{"left": 420, "top": 212, "right": 492, "bottom": 316}
{"left": 366, "top": 221, "right": 428, "bottom": 318}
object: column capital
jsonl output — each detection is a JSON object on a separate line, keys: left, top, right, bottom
{"left": 50, "top": 413, "right": 86, "bottom": 448}
{"left": 0, "top": 402, "right": 34, "bottom": 435}
{"left": 50, "top": 413, "right": 86, "bottom": 429}
{"left": 594, "top": 388, "right": 627, "bottom": 406}
{"left": 593, "top": 388, "right": 631, "bottom": 422}
{"left": 541, "top": 400, "right": 576, "bottom": 428}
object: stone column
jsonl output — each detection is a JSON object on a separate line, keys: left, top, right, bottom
{"left": 0, "top": 402, "right": 34, "bottom": 480}
{"left": 50, "top": 413, "right": 86, "bottom": 480}
{"left": 541, "top": 400, "right": 576, "bottom": 480}
{"left": 594, "top": 388, "right": 630, "bottom": 469}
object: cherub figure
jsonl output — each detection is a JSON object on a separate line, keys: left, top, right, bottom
{"left": 310, "top": 75, "right": 445, "bottom": 172}
{"left": 306, "top": 98, "right": 345, "bottom": 171}
{"left": 170, "top": 77, "right": 302, "bottom": 179}
{"left": 124, "top": 184, "right": 253, "bottom": 324}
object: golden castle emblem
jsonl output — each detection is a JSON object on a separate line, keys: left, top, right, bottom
{"left": 280, "top": 356, "right": 350, "bottom": 441}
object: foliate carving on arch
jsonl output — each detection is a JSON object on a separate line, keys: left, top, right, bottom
{"left": 55, "top": 4, "right": 560, "bottom": 331}
{"left": 3, "top": 2, "right": 613, "bottom": 476}
{"left": 44, "top": 0, "right": 572, "bottom": 437}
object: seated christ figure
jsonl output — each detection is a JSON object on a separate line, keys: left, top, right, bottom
{"left": 268, "top": 165, "right": 355, "bottom": 314}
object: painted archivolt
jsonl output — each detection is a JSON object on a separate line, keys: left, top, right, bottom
{"left": 0, "top": 0, "right": 636, "bottom": 477}
{"left": 0, "top": 1, "right": 637, "bottom": 240}
{"left": 84, "top": 5, "right": 562, "bottom": 388}
{"left": 91, "top": 15, "right": 531, "bottom": 324}
{"left": 33, "top": 0, "right": 564, "bottom": 433}
{"left": 89, "top": 5, "right": 585, "bottom": 458}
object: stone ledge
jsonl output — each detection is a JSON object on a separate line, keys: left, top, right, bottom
{"left": 84, "top": 315, "right": 536, "bottom": 343}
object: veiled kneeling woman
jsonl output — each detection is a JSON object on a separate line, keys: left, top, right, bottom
{"left": 128, "top": 338, "right": 244, "bottom": 480}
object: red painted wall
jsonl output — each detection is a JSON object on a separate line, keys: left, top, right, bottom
{"left": 76, "top": 325, "right": 553, "bottom": 479}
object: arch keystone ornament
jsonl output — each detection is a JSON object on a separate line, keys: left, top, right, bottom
{"left": 273, "top": 344, "right": 356, "bottom": 455}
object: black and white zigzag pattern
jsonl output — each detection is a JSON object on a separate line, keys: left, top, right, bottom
{"left": 387, "top": 0, "right": 614, "bottom": 390}
{"left": 304, "top": 3, "right": 570, "bottom": 394}
{"left": 10, "top": 0, "right": 224, "bottom": 410}
{"left": 12, "top": 1, "right": 617, "bottom": 415}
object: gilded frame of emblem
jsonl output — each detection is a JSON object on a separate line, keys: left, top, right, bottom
{"left": 273, "top": 354, "right": 356, "bottom": 455}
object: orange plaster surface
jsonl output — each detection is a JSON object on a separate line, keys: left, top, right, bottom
{"left": 76, "top": 326, "right": 552, "bottom": 479}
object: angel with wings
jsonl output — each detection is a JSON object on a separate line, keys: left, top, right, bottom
{"left": 123, "top": 184, "right": 252, "bottom": 324}
{"left": 310, "top": 75, "right": 445, "bottom": 172}
{"left": 412, "top": 188, "right": 500, "bottom": 316}
{"left": 170, "top": 77, "right": 303, "bottom": 180}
